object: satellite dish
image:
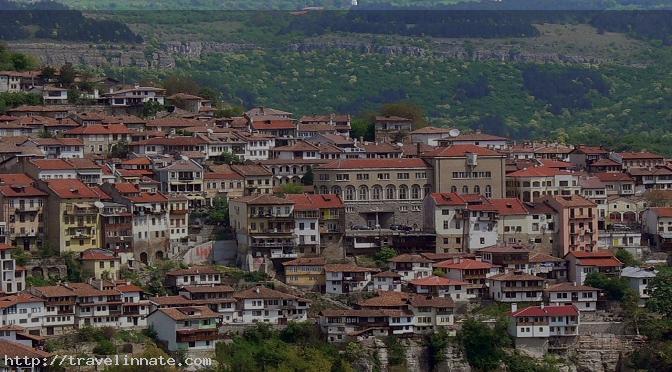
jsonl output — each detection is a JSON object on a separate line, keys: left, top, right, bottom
{"left": 449, "top": 128, "right": 461, "bottom": 137}
{"left": 94, "top": 201, "right": 104, "bottom": 209}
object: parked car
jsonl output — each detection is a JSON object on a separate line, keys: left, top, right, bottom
{"left": 390, "top": 224, "right": 413, "bottom": 232}
{"left": 351, "top": 224, "right": 374, "bottom": 230}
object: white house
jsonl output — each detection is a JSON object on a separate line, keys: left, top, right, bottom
{"left": 0, "top": 294, "right": 45, "bottom": 334}
{"left": 324, "top": 264, "right": 377, "bottom": 295}
{"left": 620, "top": 266, "right": 658, "bottom": 306}
{"left": 408, "top": 276, "right": 469, "bottom": 301}
{"left": 165, "top": 266, "right": 222, "bottom": 290}
{"left": 508, "top": 304, "right": 579, "bottom": 356}
{"left": 370, "top": 271, "right": 402, "bottom": 292}
{"left": 488, "top": 273, "right": 544, "bottom": 303}
{"left": 388, "top": 254, "right": 433, "bottom": 282}
{"left": 147, "top": 306, "right": 220, "bottom": 352}
{"left": 233, "top": 285, "right": 310, "bottom": 324}
{"left": 545, "top": 282, "right": 599, "bottom": 312}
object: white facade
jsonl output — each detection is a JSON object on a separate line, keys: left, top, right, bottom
{"left": 147, "top": 308, "right": 218, "bottom": 352}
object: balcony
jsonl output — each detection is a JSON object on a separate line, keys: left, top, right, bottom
{"left": 176, "top": 329, "right": 219, "bottom": 343}
{"left": 502, "top": 286, "right": 543, "bottom": 292}
{"left": 270, "top": 249, "right": 298, "bottom": 259}
{"left": 15, "top": 205, "right": 41, "bottom": 213}
{"left": 251, "top": 241, "right": 295, "bottom": 249}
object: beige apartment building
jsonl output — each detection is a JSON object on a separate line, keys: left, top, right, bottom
{"left": 541, "top": 195, "right": 598, "bottom": 256}
{"left": 313, "top": 158, "right": 432, "bottom": 229}
{"left": 421, "top": 145, "right": 507, "bottom": 198}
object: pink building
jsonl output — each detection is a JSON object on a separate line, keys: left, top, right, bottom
{"left": 542, "top": 195, "right": 598, "bottom": 256}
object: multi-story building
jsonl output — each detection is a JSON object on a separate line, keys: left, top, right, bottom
{"left": 642, "top": 207, "right": 672, "bottom": 250}
{"left": 0, "top": 244, "right": 26, "bottom": 294}
{"left": 508, "top": 304, "right": 579, "bottom": 356}
{"left": 285, "top": 193, "right": 345, "bottom": 251}
{"left": 542, "top": 195, "right": 598, "bottom": 256}
{"left": 620, "top": 266, "right": 658, "bottom": 306}
{"left": 63, "top": 124, "right": 133, "bottom": 156}
{"left": 233, "top": 285, "right": 310, "bottom": 324}
{"left": 99, "top": 202, "right": 133, "bottom": 253}
{"left": 147, "top": 306, "right": 220, "bottom": 352}
{"left": 165, "top": 266, "right": 222, "bottom": 291}
{"left": 409, "top": 126, "right": 457, "bottom": 146}
{"left": 67, "top": 282, "right": 123, "bottom": 328}
{"left": 155, "top": 158, "right": 205, "bottom": 208}
{"left": 230, "top": 195, "right": 296, "bottom": 269}
{"left": 102, "top": 183, "right": 170, "bottom": 264}
{"left": 388, "top": 254, "right": 433, "bottom": 282}
{"left": 39, "top": 179, "right": 102, "bottom": 254}
{"left": 178, "top": 285, "right": 236, "bottom": 323}
{"left": 422, "top": 144, "right": 507, "bottom": 198}
{"left": 565, "top": 250, "right": 622, "bottom": 285}
{"left": 319, "top": 309, "right": 414, "bottom": 342}
{"left": 168, "top": 195, "right": 189, "bottom": 242}
{"left": 79, "top": 249, "right": 121, "bottom": 280}
{"left": 281, "top": 257, "right": 326, "bottom": 291}
{"left": 115, "top": 282, "right": 150, "bottom": 328}
{"left": 434, "top": 258, "right": 499, "bottom": 299}
{"left": 324, "top": 263, "right": 377, "bottom": 294}
{"left": 408, "top": 276, "right": 468, "bottom": 301}
{"left": 487, "top": 272, "right": 544, "bottom": 303}
{"left": 595, "top": 172, "right": 636, "bottom": 196}
{"left": 314, "top": 158, "right": 431, "bottom": 229}
{"left": 0, "top": 293, "right": 45, "bottom": 334}
{"left": 203, "top": 171, "right": 245, "bottom": 204}
{"left": 545, "top": 282, "right": 599, "bottom": 312}
{"left": 506, "top": 166, "right": 580, "bottom": 203}
{"left": 29, "top": 285, "right": 77, "bottom": 336}
{"left": 611, "top": 151, "right": 665, "bottom": 170}
{"left": 371, "top": 271, "right": 403, "bottom": 292}
{"left": 479, "top": 243, "right": 534, "bottom": 273}
{"left": 0, "top": 179, "right": 46, "bottom": 252}
{"left": 568, "top": 145, "right": 610, "bottom": 169}
{"left": 23, "top": 138, "right": 84, "bottom": 159}
{"left": 374, "top": 116, "right": 413, "bottom": 142}
{"left": 99, "top": 86, "right": 166, "bottom": 107}
{"left": 298, "top": 114, "right": 351, "bottom": 137}
{"left": 230, "top": 164, "right": 274, "bottom": 195}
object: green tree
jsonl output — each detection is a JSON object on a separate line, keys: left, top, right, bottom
{"left": 385, "top": 336, "right": 406, "bottom": 366}
{"left": 109, "top": 141, "right": 130, "bottom": 159}
{"left": 141, "top": 100, "right": 164, "bottom": 118}
{"left": 58, "top": 63, "right": 77, "bottom": 87}
{"left": 93, "top": 339, "right": 116, "bottom": 355}
{"left": 162, "top": 74, "right": 201, "bottom": 96}
{"left": 458, "top": 318, "right": 511, "bottom": 371}
{"left": 615, "top": 248, "right": 639, "bottom": 267}
{"left": 208, "top": 196, "right": 230, "bottom": 226}
{"left": 214, "top": 150, "right": 242, "bottom": 165}
{"left": 426, "top": 328, "right": 450, "bottom": 371}
{"left": 380, "top": 101, "right": 428, "bottom": 129}
{"left": 351, "top": 116, "right": 375, "bottom": 141}
{"left": 301, "top": 167, "right": 314, "bottom": 185}
{"left": 374, "top": 246, "right": 397, "bottom": 267}
{"left": 40, "top": 66, "right": 56, "bottom": 81}
{"left": 215, "top": 105, "right": 244, "bottom": 118}
{"left": 280, "top": 183, "right": 303, "bottom": 194}
{"left": 584, "top": 271, "right": 632, "bottom": 301}
{"left": 11, "top": 248, "right": 30, "bottom": 266}
{"left": 647, "top": 267, "right": 672, "bottom": 318}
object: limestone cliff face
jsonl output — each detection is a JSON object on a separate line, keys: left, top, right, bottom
{"left": 351, "top": 338, "right": 471, "bottom": 372}
{"left": 8, "top": 38, "right": 609, "bottom": 69}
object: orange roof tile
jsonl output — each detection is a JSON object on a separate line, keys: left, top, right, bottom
{"left": 422, "top": 144, "right": 502, "bottom": 157}
{"left": 318, "top": 158, "right": 429, "bottom": 170}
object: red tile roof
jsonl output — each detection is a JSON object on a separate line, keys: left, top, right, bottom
{"left": 566, "top": 250, "right": 622, "bottom": 267}
{"left": 29, "top": 159, "right": 74, "bottom": 170}
{"left": 545, "top": 282, "right": 598, "bottom": 292}
{"left": 595, "top": 172, "right": 634, "bottom": 182}
{"left": 512, "top": 304, "right": 578, "bottom": 317}
{"left": 409, "top": 276, "right": 467, "bottom": 286}
{"left": 508, "top": 166, "right": 568, "bottom": 177}
{"left": 251, "top": 119, "right": 295, "bottom": 130}
{"left": 281, "top": 257, "right": 326, "bottom": 266}
{"left": 0, "top": 339, "right": 50, "bottom": 359}
{"left": 0, "top": 185, "right": 46, "bottom": 197}
{"left": 489, "top": 198, "right": 528, "bottom": 215}
{"left": 234, "top": 285, "right": 303, "bottom": 300}
{"left": 65, "top": 124, "right": 132, "bottom": 135}
{"left": 204, "top": 172, "right": 244, "bottom": 180}
{"left": 389, "top": 254, "right": 433, "bottom": 263}
{"left": 45, "top": 179, "right": 101, "bottom": 199}
{"left": 434, "top": 259, "right": 495, "bottom": 270}
{"left": 127, "top": 192, "right": 168, "bottom": 203}
{"left": 429, "top": 192, "right": 466, "bottom": 206}
{"left": 324, "top": 263, "right": 377, "bottom": 273}
{"left": 618, "top": 151, "right": 664, "bottom": 160}
{"left": 422, "top": 144, "right": 502, "bottom": 157}
{"left": 318, "top": 158, "right": 429, "bottom": 170}
{"left": 285, "top": 193, "right": 344, "bottom": 210}
{"left": 0, "top": 174, "right": 34, "bottom": 187}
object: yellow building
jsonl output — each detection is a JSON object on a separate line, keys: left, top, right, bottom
{"left": 39, "top": 179, "right": 102, "bottom": 253}
{"left": 79, "top": 249, "right": 121, "bottom": 280}
{"left": 281, "top": 257, "right": 326, "bottom": 291}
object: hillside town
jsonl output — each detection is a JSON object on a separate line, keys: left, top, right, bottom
{"left": 0, "top": 70, "right": 670, "bottom": 370}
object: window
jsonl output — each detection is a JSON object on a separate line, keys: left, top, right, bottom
{"left": 385, "top": 185, "right": 396, "bottom": 200}
{"left": 377, "top": 173, "right": 390, "bottom": 180}
{"left": 372, "top": 186, "right": 383, "bottom": 200}
{"left": 344, "top": 187, "right": 355, "bottom": 201}
{"left": 474, "top": 185, "right": 480, "bottom": 194}
{"left": 485, "top": 185, "right": 492, "bottom": 198}
{"left": 462, "top": 186, "right": 469, "bottom": 194}
{"left": 397, "top": 173, "right": 410, "bottom": 180}
{"left": 359, "top": 186, "right": 368, "bottom": 200}
{"left": 356, "top": 174, "right": 369, "bottom": 181}
{"left": 412, "top": 185, "right": 421, "bottom": 199}
{"left": 336, "top": 174, "right": 350, "bottom": 181}
{"left": 399, "top": 185, "right": 408, "bottom": 199}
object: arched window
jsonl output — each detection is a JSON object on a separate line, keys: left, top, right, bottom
{"left": 412, "top": 185, "right": 421, "bottom": 199}
{"left": 345, "top": 186, "right": 355, "bottom": 201}
{"left": 399, "top": 185, "right": 408, "bottom": 200}
{"left": 359, "top": 186, "right": 369, "bottom": 201}
{"left": 462, "top": 185, "right": 469, "bottom": 194}
{"left": 450, "top": 186, "right": 457, "bottom": 193}
{"left": 319, "top": 186, "right": 328, "bottom": 194}
{"left": 385, "top": 185, "right": 396, "bottom": 200}
{"left": 485, "top": 185, "right": 492, "bottom": 198}
{"left": 474, "top": 185, "right": 480, "bottom": 194}
{"left": 331, "top": 186, "right": 342, "bottom": 196}
{"left": 372, "top": 185, "right": 383, "bottom": 200}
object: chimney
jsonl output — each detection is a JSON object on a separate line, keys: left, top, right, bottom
{"left": 511, "top": 303, "right": 517, "bottom": 313}
{"left": 540, "top": 303, "right": 545, "bottom": 310}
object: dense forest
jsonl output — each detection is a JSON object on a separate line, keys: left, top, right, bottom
{"left": 0, "top": 0, "right": 141, "bottom": 42}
